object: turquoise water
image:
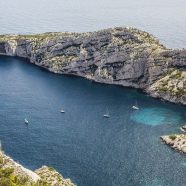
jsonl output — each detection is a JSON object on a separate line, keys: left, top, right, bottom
{"left": 0, "top": 0, "right": 186, "bottom": 48}
{"left": 131, "top": 108, "right": 182, "bottom": 126}
{"left": 181, "top": 162, "right": 186, "bottom": 167}
{"left": 0, "top": 56, "right": 186, "bottom": 186}
{"left": 144, "top": 178, "right": 164, "bottom": 186}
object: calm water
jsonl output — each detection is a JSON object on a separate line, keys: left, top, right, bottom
{"left": 0, "top": 0, "right": 186, "bottom": 49}
{"left": 0, "top": 1, "right": 186, "bottom": 185}
{"left": 0, "top": 56, "right": 186, "bottom": 186}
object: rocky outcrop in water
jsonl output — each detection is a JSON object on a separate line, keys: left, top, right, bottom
{"left": 0, "top": 27, "right": 185, "bottom": 104}
{"left": 161, "top": 125, "right": 186, "bottom": 154}
{"left": 161, "top": 134, "right": 186, "bottom": 154}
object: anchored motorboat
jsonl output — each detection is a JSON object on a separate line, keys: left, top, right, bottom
{"left": 180, "top": 125, "right": 186, "bottom": 132}
{"left": 132, "top": 105, "right": 139, "bottom": 110}
{"left": 60, "top": 109, "right": 65, "bottom": 113}
{"left": 132, "top": 101, "right": 139, "bottom": 110}
{"left": 24, "top": 118, "right": 29, "bottom": 124}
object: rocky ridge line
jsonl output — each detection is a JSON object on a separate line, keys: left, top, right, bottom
{"left": 0, "top": 27, "right": 185, "bottom": 104}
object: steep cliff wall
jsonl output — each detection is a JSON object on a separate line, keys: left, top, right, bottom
{"left": 0, "top": 27, "right": 185, "bottom": 104}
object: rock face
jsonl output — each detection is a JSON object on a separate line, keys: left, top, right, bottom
{"left": 0, "top": 151, "right": 40, "bottom": 183}
{"left": 0, "top": 27, "right": 185, "bottom": 104}
{"left": 35, "top": 166, "right": 75, "bottom": 186}
{"left": 0, "top": 150, "right": 75, "bottom": 186}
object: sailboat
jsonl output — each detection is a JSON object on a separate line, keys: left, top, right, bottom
{"left": 24, "top": 118, "right": 29, "bottom": 124}
{"left": 103, "top": 108, "right": 110, "bottom": 118}
{"left": 132, "top": 101, "right": 139, "bottom": 110}
{"left": 60, "top": 108, "right": 65, "bottom": 113}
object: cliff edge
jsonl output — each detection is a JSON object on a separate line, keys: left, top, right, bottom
{"left": 0, "top": 150, "right": 75, "bottom": 186}
{"left": 0, "top": 27, "right": 185, "bottom": 104}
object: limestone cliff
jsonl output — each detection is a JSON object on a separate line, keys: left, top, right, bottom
{"left": 0, "top": 27, "right": 185, "bottom": 104}
{"left": 0, "top": 150, "right": 75, "bottom": 186}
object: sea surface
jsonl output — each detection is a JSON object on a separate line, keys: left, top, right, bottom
{"left": 0, "top": 0, "right": 186, "bottom": 186}
{"left": 0, "top": 56, "right": 186, "bottom": 186}
{"left": 0, "top": 0, "right": 186, "bottom": 49}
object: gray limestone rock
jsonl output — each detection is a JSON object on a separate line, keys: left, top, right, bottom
{"left": 0, "top": 27, "right": 185, "bottom": 105}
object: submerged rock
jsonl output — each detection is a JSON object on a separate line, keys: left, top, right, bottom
{"left": 0, "top": 27, "right": 185, "bottom": 105}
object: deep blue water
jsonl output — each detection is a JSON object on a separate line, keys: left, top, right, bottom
{"left": 0, "top": 56, "right": 186, "bottom": 186}
{"left": 0, "top": 0, "right": 186, "bottom": 185}
{"left": 0, "top": 0, "right": 186, "bottom": 48}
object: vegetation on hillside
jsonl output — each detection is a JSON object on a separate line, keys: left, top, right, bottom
{"left": 0, "top": 155, "right": 49, "bottom": 186}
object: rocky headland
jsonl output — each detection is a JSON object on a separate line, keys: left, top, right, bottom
{"left": 161, "top": 134, "right": 186, "bottom": 154}
{"left": 0, "top": 27, "right": 185, "bottom": 105}
{"left": 0, "top": 150, "right": 75, "bottom": 186}
{"left": 0, "top": 27, "right": 186, "bottom": 171}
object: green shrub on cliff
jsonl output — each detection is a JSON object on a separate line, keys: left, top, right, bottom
{"left": 0, "top": 167, "right": 17, "bottom": 186}
{"left": 0, "top": 167, "right": 49, "bottom": 186}
{"left": 169, "top": 135, "right": 177, "bottom": 140}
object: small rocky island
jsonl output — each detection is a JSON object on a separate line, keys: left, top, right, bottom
{"left": 160, "top": 124, "right": 186, "bottom": 154}
{"left": 161, "top": 134, "right": 186, "bottom": 154}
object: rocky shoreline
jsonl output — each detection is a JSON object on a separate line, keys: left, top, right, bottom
{"left": 160, "top": 124, "right": 186, "bottom": 154}
{"left": 0, "top": 27, "right": 185, "bottom": 105}
{"left": 161, "top": 134, "right": 186, "bottom": 154}
{"left": 0, "top": 150, "right": 75, "bottom": 186}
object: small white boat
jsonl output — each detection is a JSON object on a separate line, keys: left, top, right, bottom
{"left": 103, "top": 108, "right": 110, "bottom": 118}
{"left": 103, "top": 114, "right": 110, "bottom": 118}
{"left": 132, "top": 101, "right": 139, "bottom": 110}
{"left": 24, "top": 118, "right": 29, "bottom": 124}
{"left": 132, "top": 106, "right": 139, "bottom": 110}
{"left": 180, "top": 125, "right": 186, "bottom": 132}
{"left": 60, "top": 109, "right": 65, "bottom": 113}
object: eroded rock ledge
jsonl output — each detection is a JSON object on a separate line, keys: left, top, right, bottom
{"left": 0, "top": 150, "right": 75, "bottom": 186}
{"left": 161, "top": 134, "right": 186, "bottom": 154}
{"left": 0, "top": 27, "right": 185, "bottom": 104}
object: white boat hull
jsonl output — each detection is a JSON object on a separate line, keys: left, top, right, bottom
{"left": 24, "top": 119, "right": 28, "bottom": 124}
{"left": 103, "top": 115, "right": 110, "bottom": 118}
{"left": 132, "top": 106, "right": 139, "bottom": 110}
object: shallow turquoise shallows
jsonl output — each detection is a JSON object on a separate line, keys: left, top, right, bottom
{"left": 0, "top": 56, "right": 186, "bottom": 186}
{"left": 181, "top": 162, "right": 186, "bottom": 167}
{"left": 131, "top": 108, "right": 182, "bottom": 126}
